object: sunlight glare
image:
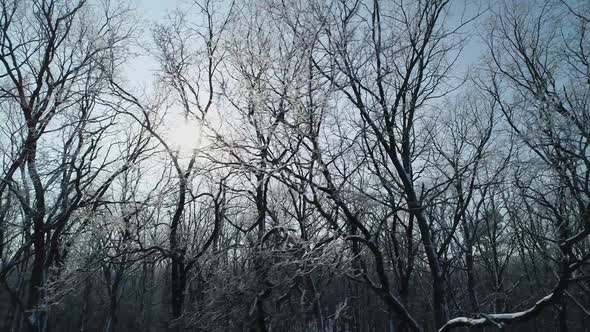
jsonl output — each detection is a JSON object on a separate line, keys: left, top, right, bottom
{"left": 165, "top": 113, "right": 203, "bottom": 157}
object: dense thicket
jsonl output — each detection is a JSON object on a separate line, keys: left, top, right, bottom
{"left": 0, "top": 0, "right": 589, "bottom": 331}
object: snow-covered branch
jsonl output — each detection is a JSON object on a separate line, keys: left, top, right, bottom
{"left": 439, "top": 293, "right": 555, "bottom": 331}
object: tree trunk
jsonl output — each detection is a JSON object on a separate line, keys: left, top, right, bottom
{"left": 170, "top": 254, "right": 186, "bottom": 331}
{"left": 433, "top": 275, "right": 448, "bottom": 330}
{"left": 465, "top": 246, "right": 479, "bottom": 313}
{"left": 558, "top": 298, "right": 568, "bottom": 332}
{"left": 251, "top": 171, "right": 268, "bottom": 332}
{"left": 26, "top": 223, "right": 47, "bottom": 332}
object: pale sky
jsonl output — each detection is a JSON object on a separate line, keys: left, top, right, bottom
{"left": 127, "top": 0, "right": 488, "bottom": 155}
{"left": 123, "top": 0, "right": 199, "bottom": 155}
{"left": 135, "top": 0, "right": 181, "bottom": 19}
{"left": 123, "top": 0, "right": 180, "bottom": 87}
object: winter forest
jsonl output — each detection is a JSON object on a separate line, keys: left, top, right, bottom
{"left": 0, "top": 0, "right": 589, "bottom": 331}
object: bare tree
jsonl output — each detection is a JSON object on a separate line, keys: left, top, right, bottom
{"left": 0, "top": 1, "right": 146, "bottom": 331}
{"left": 441, "top": 1, "right": 590, "bottom": 330}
